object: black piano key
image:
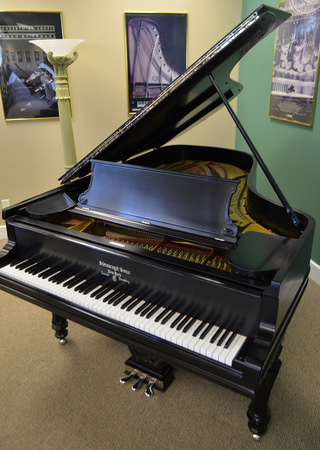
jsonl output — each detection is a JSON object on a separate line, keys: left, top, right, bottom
{"left": 200, "top": 323, "right": 213, "bottom": 339}
{"left": 101, "top": 289, "right": 117, "bottom": 303}
{"left": 92, "top": 285, "right": 111, "bottom": 299}
{"left": 210, "top": 327, "right": 224, "bottom": 344}
{"left": 98, "top": 287, "right": 114, "bottom": 301}
{"left": 217, "top": 329, "right": 231, "bottom": 347}
{"left": 182, "top": 317, "right": 197, "bottom": 333}
{"left": 126, "top": 298, "right": 142, "bottom": 311}
{"left": 82, "top": 282, "right": 99, "bottom": 295}
{"left": 106, "top": 290, "right": 123, "bottom": 304}
{"left": 139, "top": 303, "right": 155, "bottom": 317}
{"left": 16, "top": 259, "right": 37, "bottom": 270}
{"left": 118, "top": 286, "right": 140, "bottom": 309}
{"left": 103, "top": 282, "right": 125, "bottom": 303}
{"left": 80, "top": 283, "right": 96, "bottom": 295}
{"left": 176, "top": 315, "right": 192, "bottom": 331}
{"left": 134, "top": 301, "right": 149, "bottom": 315}
{"left": 9, "top": 257, "right": 25, "bottom": 267}
{"left": 39, "top": 267, "right": 60, "bottom": 279}
{"left": 88, "top": 284, "right": 105, "bottom": 297}
{"left": 192, "top": 321, "right": 206, "bottom": 337}
{"left": 61, "top": 275, "right": 77, "bottom": 287}
{"left": 25, "top": 258, "right": 53, "bottom": 274}
{"left": 28, "top": 265, "right": 48, "bottom": 275}
{"left": 25, "top": 262, "right": 47, "bottom": 274}
{"left": 146, "top": 304, "right": 161, "bottom": 319}
{"left": 113, "top": 292, "right": 131, "bottom": 306}
{"left": 155, "top": 308, "right": 169, "bottom": 322}
{"left": 49, "top": 271, "right": 71, "bottom": 284}
{"left": 170, "top": 314, "right": 185, "bottom": 329}
{"left": 121, "top": 296, "right": 136, "bottom": 309}
{"left": 14, "top": 258, "right": 32, "bottom": 269}
{"left": 64, "top": 277, "right": 83, "bottom": 288}
{"left": 74, "top": 280, "right": 88, "bottom": 292}
{"left": 88, "top": 285, "right": 105, "bottom": 298}
{"left": 224, "top": 331, "right": 237, "bottom": 349}
{"left": 161, "top": 310, "right": 175, "bottom": 325}
{"left": 74, "top": 280, "right": 91, "bottom": 292}
{"left": 47, "top": 270, "right": 63, "bottom": 282}
{"left": 78, "top": 280, "right": 97, "bottom": 293}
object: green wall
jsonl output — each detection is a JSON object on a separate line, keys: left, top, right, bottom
{"left": 236, "top": 1, "right": 320, "bottom": 264}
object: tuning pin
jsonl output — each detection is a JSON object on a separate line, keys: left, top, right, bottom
{"left": 132, "top": 373, "right": 147, "bottom": 391}
{"left": 145, "top": 378, "right": 157, "bottom": 397}
{"left": 120, "top": 369, "right": 138, "bottom": 384}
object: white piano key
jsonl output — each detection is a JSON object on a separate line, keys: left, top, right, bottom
{"left": 159, "top": 314, "right": 188, "bottom": 343}
{"left": 169, "top": 319, "right": 202, "bottom": 348}
{"left": 144, "top": 307, "right": 168, "bottom": 335}
{"left": 205, "top": 330, "right": 233, "bottom": 360}
{"left": 196, "top": 326, "right": 220, "bottom": 356}
{"left": 186, "top": 324, "right": 214, "bottom": 353}
{"left": 123, "top": 301, "right": 149, "bottom": 326}
{"left": 0, "top": 259, "right": 247, "bottom": 367}
{"left": 179, "top": 320, "right": 204, "bottom": 349}
{"left": 223, "top": 334, "right": 246, "bottom": 366}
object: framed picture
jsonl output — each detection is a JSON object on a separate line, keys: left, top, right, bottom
{"left": 269, "top": 0, "right": 320, "bottom": 126}
{"left": 0, "top": 11, "right": 63, "bottom": 121}
{"left": 125, "top": 12, "right": 187, "bottom": 114}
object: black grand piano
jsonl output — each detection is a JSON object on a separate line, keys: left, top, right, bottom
{"left": 0, "top": 5, "right": 315, "bottom": 439}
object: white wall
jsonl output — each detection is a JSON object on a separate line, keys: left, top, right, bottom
{"left": 0, "top": 0, "right": 242, "bottom": 226}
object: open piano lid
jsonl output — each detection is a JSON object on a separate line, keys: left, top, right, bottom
{"left": 60, "top": 5, "right": 290, "bottom": 185}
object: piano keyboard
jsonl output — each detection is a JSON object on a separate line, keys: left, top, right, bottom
{"left": 0, "top": 258, "right": 246, "bottom": 367}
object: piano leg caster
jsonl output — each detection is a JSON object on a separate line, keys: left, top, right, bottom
{"left": 252, "top": 434, "right": 261, "bottom": 442}
{"left": 52, "top": 313, "right": 68, "bottom": 344}
{"left": 247, "top": 358, "right": 282, "bottom": 439}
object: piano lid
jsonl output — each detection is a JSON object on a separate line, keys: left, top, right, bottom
{"left": 60, "top": 5, "right": 290, "bottom": 185}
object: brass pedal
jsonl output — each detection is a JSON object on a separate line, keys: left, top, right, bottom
{"left": 132, "top": 373, "right": 147, "bottom": 391}
{"left": 120, "top": 369, "right": 138, "bottom": 384}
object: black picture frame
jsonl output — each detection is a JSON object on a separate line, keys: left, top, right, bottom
{"left": 125, "top": 12, "right": 187, "bottom": 114}
{"left": 0, "top": 11, "right": 63, "bottom": 121}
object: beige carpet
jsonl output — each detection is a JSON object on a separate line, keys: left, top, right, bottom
{"left": 0, "top": 238, "right": 319, "bottom": 449}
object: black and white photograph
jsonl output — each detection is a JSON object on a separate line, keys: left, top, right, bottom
{"left": 0, "top": 11, "right": 63, "bottom": 121}
{"left": 269, "top": 0, "right": 320, "bottom": 126}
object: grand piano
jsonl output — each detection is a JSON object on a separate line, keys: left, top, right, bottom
{"left": 0, "top": 5, "right": 315, "bottom": 439}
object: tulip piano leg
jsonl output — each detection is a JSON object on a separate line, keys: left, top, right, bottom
{"left": 247, "top": 357, "right": 282, "bottom": 440}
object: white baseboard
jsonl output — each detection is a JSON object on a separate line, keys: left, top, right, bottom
{"left": 0, "top": 225, "right": 7, "bottom": 240}
{"left": 1, "top": 223, "right": 319, "bottom": 285}
{"left": 310, "top": 260, "right": 320, "bottom": 286}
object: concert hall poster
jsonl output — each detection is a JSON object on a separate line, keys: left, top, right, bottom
{"left": 0, "top": 11, "right": 63, "bottom": 121}
{"left": 125, "top": 12, "right": 187, "bottom": 114}
{"left": 269, "top": 0, "right": 320, "bottom": 126}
